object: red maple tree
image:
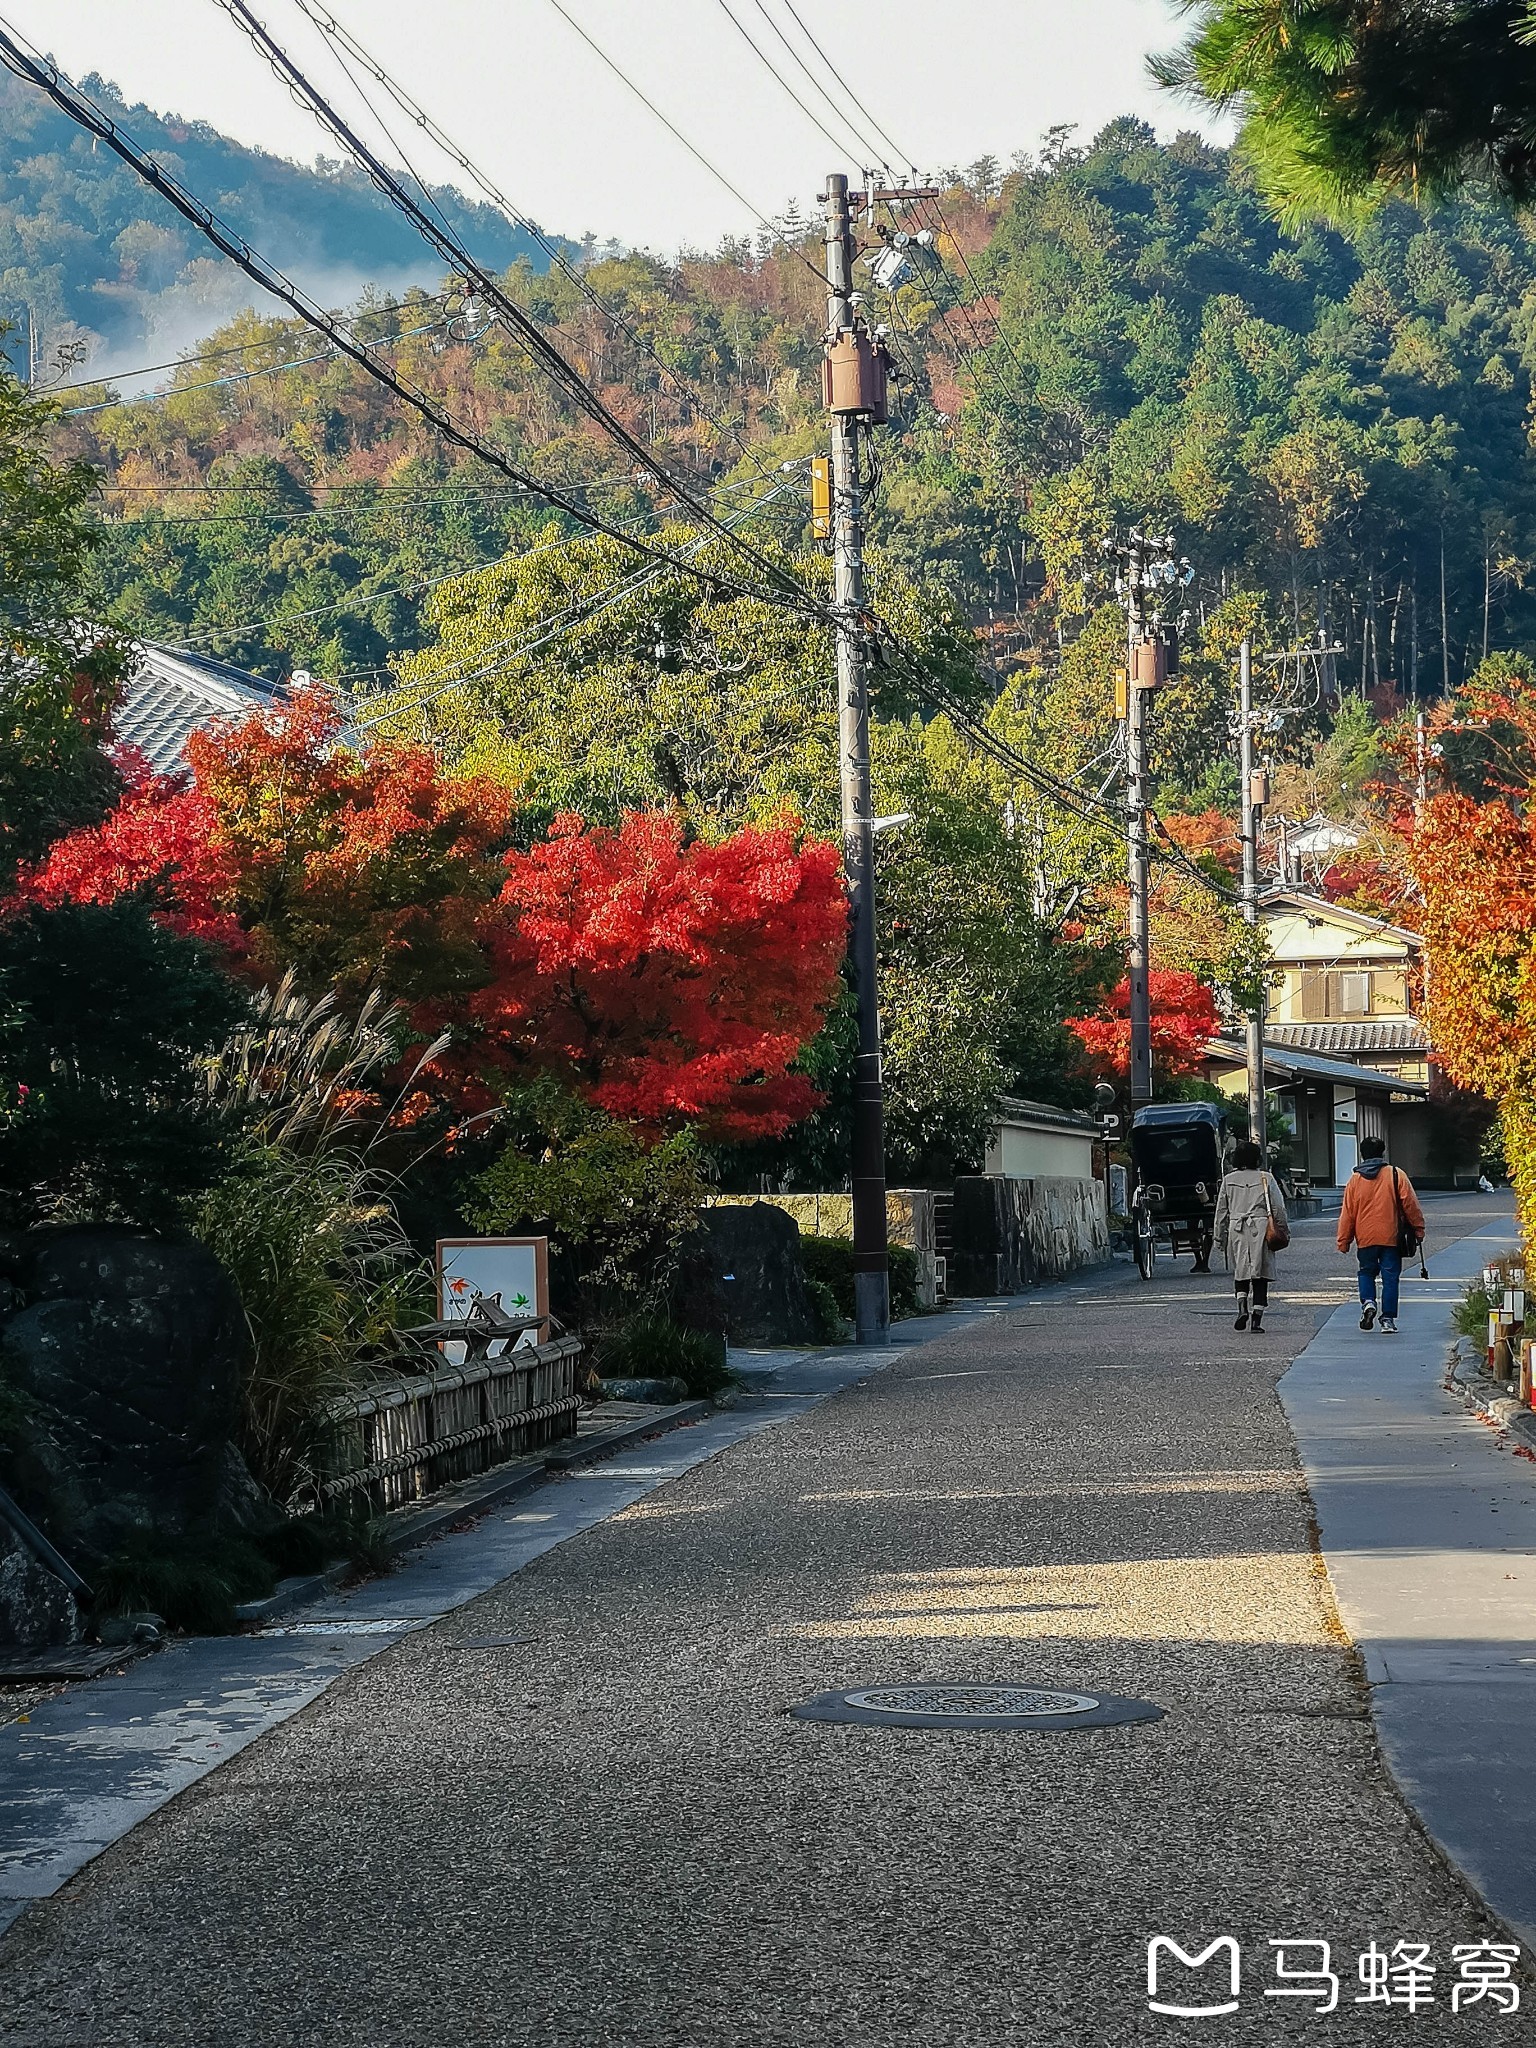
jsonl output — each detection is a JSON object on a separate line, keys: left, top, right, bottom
{"left": 17, "top": 692, "right": 848, "bottom": 1143}
{"left": 467, "top": 811, "right": 847, "bottom": 1141}
{"left": 1066, "top": 970, "right": 1219, "bottom": 1082}
{"left": 18, "top": 755, "right": 246, "bottom": 954}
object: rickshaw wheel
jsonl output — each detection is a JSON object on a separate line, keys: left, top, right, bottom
{"left": 1133, "top": 1215, "right": 1156, "bottom": 1280}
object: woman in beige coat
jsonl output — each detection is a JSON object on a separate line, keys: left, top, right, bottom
{"left": 1212, "top": 1140, "right": 1288, "bottom": 1332}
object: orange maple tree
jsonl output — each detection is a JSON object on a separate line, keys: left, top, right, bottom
{"left": 1412, "top": 671, "right": 1536, "bottom": 1240}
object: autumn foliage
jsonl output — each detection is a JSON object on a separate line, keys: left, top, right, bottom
{"left": 1413, "top": 672, "right": 1536, "bottom": 1241}
{"left": 1066, "top": 970, "right": 1220, "bottom": 1083}
{"left": 14, "top": 690, "right": 847, "bottom": 1144}
{"left": 471, "top": 813, "right": 847, "bottom": 1140}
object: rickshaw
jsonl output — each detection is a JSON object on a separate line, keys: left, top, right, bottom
{"left": 1128, "top": 1101, "right": 1229, "bottom": 1279}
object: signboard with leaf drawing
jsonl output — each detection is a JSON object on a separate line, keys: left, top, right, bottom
{"left": 435, "top": 1237, "right": 549, "bottom": 1359}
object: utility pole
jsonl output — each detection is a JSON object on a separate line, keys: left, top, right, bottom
{"left": 1238, "top": 636, "right": 1267, "bottom": 1156}
{"left": 1109, "top": 532, "right": 1192, "bottom": 1108}
{"left": 1125, "top": 590, "right": 1153, "bottom": 1109}
{"left": 821, "top": 171, "right": 895, "bottom": 1345}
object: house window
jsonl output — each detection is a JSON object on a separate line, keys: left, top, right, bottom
{"left": 1337, "top": 971, "right": 1372, "bottom": 1016}
{"left": 1299, "top": 969, "right": 1374, "bottom": 1019}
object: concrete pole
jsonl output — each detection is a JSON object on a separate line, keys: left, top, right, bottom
{"left": 1239, "top": 636, "right": 1267, "bottom": 1156}
{"left": 1126, "top": 588, "right": 1153, "bottom": 1108}
{"left": 824, "top": 171, "right": 889, "bottom": 1345}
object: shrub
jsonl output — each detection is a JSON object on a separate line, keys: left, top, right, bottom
{"left": 195, "top": 1140, "right": 432, "bottom": 1505}
{"left": 593, "top": 1313, "right": 735, "bottom": 1398}
{"left": 799, "top": 1234, "right": 922, "bottom": 1321}
{"left": 1454, "top": 1281, "right": 1495, "bottom": 1341}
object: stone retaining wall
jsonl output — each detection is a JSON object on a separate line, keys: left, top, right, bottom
{"left": 948, "top": 1175, "right": 1110, "bottom": 1295}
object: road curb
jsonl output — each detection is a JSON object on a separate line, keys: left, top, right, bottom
{"left": 545, "top": 1400, "right": 713, "bottom": 1469}
{"left": 233, "top": 1403, "right": 714, "bottom": 1624}
{"left": 1445, "top": 1338, "right": 1536, "bottom": 1453}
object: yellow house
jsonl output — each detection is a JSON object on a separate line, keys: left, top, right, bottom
{"left": 1204, "top": 889, "right": 1481, "bottom": 1190}
{"left": 1260, "top": 889, "right": 1428, "bottom": 1086}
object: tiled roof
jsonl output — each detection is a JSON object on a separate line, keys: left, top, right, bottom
{"left": 1266, "top": 1020, "right": 1429, "bottom": 1055}
{"left": 115, "top": 644, "right": 285, "bottom": 775}
{"left": 1206, "top": 1035, "right": 1429, "bottom": 1099}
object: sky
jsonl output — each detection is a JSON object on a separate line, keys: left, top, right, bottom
{"left": 17, "top": 0, "right": 1222, "bottom": 254}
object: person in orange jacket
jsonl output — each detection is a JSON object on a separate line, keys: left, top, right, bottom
{"left": 1336, "top": 1136, "right": 1425, "bottom": 1334}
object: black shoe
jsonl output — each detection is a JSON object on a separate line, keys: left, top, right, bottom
{"left": 1234, "top": 1311, "right": 1250, "bottom": 1330}
{"left": 1250, "top": 1312, "right": 1264, "bottom": 1333}
{"left": 1360, "top": 1304, "right": 1377, "bottom": 1331}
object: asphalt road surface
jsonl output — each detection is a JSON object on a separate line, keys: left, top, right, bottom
{"left": 0, "top": 1193, "right": 1526, "bottom": 2045}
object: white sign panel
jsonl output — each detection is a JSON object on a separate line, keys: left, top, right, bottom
{"left": 435, "top": 1236, "right": 548, "bottom": 1360}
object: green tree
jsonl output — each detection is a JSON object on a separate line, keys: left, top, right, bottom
{"left": 0, "top": 900, "right": 244, "bottom": 1227}
{"left": 1154, "top": 2, "right": 1536, "bottom": 223}
{"left": 0, "top": 370, "right": 125, "bottom": 888}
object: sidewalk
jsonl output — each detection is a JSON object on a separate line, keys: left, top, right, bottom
{"left": 1282, "top": 1213, "right": 1536, "bottom": 1944}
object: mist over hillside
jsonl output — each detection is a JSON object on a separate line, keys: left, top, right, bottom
{"left": 0, "top": 67, "right": 570, "bottom": 381}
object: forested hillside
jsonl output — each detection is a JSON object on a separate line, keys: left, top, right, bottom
{"left": 47, "top": 115, "right": 1536, "bottom": 699}
{"left": 0, "top": 67, "right": 560, "bottom": 377}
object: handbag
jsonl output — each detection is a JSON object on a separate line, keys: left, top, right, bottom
{"left": 1262, "top": 1172, "right": 1290, "bottom": 1252}
{"left": 1391, "top": 1167, "right": 1429, "bottom": 1277}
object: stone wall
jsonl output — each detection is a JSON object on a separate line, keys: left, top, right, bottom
{"left": 711, "top": 1191, "right": 940, "bottom": 1307}
{"left": 948, "top": 1175, "right": 1111, "bottom": 1296}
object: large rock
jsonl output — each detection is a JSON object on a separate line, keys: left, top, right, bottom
{"left": 0, "top": 1226, "right": 254, "bottom": 1560}
{"left": 671, "top": 1203, "right": 818, "bottom": 1346}
{"left": 0, "top": 1524, "right": 77, "bottom": 1649}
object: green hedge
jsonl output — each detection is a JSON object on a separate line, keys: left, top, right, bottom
{"left": 800, "top": 1234, "right": 922, "bottom": 1322}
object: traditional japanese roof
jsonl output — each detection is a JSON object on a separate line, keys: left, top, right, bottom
{"left": 991, "top": 1095, "right": 1099, "bottom": 1135}
{"left": 114, "top": 643, "right": 285, "bottom": 775}
{"left": 1265, "top": 1019, "right": 1430, "bottom": 1058}
{"left": 1205, "top": 1035, "right": 1429, "bottom": 1099}
{"left": 1258, "top": 886, "right": 1422, "bottom": 948}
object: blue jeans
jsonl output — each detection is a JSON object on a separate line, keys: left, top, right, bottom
{"left": 1358, "top": 1245, "right": 1403, "bottom": 1319}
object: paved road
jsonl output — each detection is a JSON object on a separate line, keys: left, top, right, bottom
{"left": 0, "top": 1195, "right": 1526, "bottom": 2044}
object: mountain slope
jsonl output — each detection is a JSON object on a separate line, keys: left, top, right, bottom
{"left": 0, "top": 67, "right": 564, "bottom": 377}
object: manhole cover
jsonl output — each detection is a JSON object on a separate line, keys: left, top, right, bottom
{"left": 844, "top": 1684, "right": 1099, "bottom": 1718}
{"left": 791, "top": 1680, "right": 1163, "bottom": 1731}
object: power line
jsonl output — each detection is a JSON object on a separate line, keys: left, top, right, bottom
{"left": 49, "top": 295, "right": 457, "bottom": 394}
{"left": 60, "top": 312, "right": 451, "bottom": 415}
{"left": 209, "top": 0, "right": 821, "bottom": 615}
{"left": 288, "top": 0, "right": 780, "bottom": 488}
{"left": 774, "top": 0, "right": 914, "bottom": 170}
{"left": 0, "top": 28, "right": 824, "bottom": 621}
{"left": 99, "top": 465, "right": 792, "bottom": 529}
{"left": 706, "top": 0, "right": 869, "bottom": 164}
{"left": 348, "top": 477, "right": 804, "bottom": 733}
{"left": 743, "top": 0, "right": 893, "bottom": 169}
{"left": 536, "top": 0, "right": 828, "bottom": 285}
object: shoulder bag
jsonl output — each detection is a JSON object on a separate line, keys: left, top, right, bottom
{"left": 1262, "top": 1172, "right": 1290, "bottom": 1252}
{"left": 1391, "top": 1167, "right": 1429, "bottom": 1277}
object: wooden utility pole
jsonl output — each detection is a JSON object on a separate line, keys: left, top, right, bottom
{"left": 821, "top": 172, "right": 891, "bottom": 1344}
{"left": 1238, "top": 636, "right": 1267, "bottom": 1155}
